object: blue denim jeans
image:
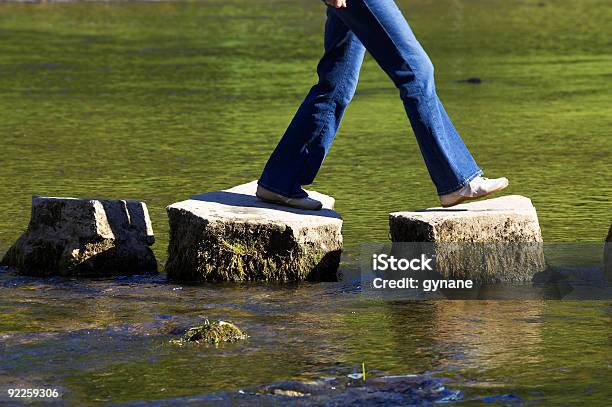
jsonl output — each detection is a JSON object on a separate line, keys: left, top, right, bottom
{"left": 258, "top": 0, "right": 482, "bottom": 198}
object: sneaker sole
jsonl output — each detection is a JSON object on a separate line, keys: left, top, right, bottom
{"left": 256, "top": 192, "right": 322, "bottom": 211}
{"left": 441, "top": 182, "right": 509, "bottom": 208}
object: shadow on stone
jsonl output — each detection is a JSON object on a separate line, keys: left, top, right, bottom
{"left": 190, "top": 190, "right": 341, "bottom": 220}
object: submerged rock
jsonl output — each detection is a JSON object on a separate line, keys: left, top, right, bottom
{"left": 455, "top": 77, "right": 482, "bottom": 84}
{"left": 1, "top": 196, "right": 156, "bottom": 276}
{"left": 133, "top": 374, "right": 461, "bottom": 405}
{"left": 120, "top": 374, "right": 463, "bottom": 405}
{"left": 170, "top": 320, "right": 247, "bottom": 345}
{"left": 389, "top": 195, "right": 545, "bottom": 282}
{"left": 165, "top": 181, "right": 343, "bottom": 282}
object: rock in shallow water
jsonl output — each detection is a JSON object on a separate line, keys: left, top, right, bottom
{"left": 121, "top": 374, "right": 463, "bottom": 405}
{"left": 388, "top": 195, "right": 545, "bottom": 282}
{"left": 165, "top": 181, "right": 343, "bottom": 282}
{"left": 170, "top": 320, "right": 247, "bottom": 345}
{"left": 1, "top": 196, "right": 156, "bottom": 276}
{"left": 259, "top": 375, "right": 463, "bottom": 405}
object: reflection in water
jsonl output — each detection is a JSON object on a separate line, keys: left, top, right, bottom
{"left": 0, "top": 270, "right": 610, "bottom": 404}
{"left": 429, "top": 301, "right": 545, "bottom": 371}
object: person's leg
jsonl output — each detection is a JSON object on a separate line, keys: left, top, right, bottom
{"left": 258, "top": 8, "right": 366, "bottom": 198}
{"left": 329, "top": 0, "right": 482, "bottom": 195}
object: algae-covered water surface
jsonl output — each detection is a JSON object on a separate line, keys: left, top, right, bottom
{"left": 0, "top": 0, "right": 610, "bottom": 405}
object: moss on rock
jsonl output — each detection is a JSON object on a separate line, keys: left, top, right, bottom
{"left": 170, "top": 320, "right": 247, "bottom": 346}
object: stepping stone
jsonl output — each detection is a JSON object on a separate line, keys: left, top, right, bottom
{"left": 165, "top": 181, "right": 342, "bottom": 282}
{"left": 388, "top": 195, "right": 545, "bottom": 282}
{"left": 1, "top": 197, "right": 157, "bottom": 276}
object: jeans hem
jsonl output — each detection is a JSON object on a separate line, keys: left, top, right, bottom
{"left": 256, "top": 180, "right": 308, "bottom": 199}
{"left": 437, "top": 169, "right": 483, "bottom": 196}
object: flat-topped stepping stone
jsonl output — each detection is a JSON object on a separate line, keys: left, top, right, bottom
{"left": 1, "top": 197, "right": 157, "bottom": 276}
{"left": 165, "top": 181, "right": 343, "bottom": 282}
{"left": 388, "top": 195, "right": 545, "bottom": 282}
{"left": 390, "top": 195, "right": 543, "bottom": 242}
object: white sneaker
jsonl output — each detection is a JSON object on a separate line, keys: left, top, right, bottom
{"left": 440, "top": 176, "right": 509, "bottom": 208}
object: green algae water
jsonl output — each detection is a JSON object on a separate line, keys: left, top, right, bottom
{"left": 0, "top": 0, "right": 610, "bottom": 405}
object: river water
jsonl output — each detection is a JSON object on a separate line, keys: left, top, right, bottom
{"left": 0, "top": 0, "right": 610, "bottom": 405}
